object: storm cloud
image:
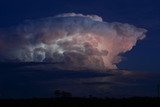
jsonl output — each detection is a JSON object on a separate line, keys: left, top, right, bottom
{"left": 0, "top": 13, "right": 147, "bottom": 70}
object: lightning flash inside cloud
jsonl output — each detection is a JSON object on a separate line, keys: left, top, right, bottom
{"left": 0, "top": 13, "right": 147, "bottom": 70}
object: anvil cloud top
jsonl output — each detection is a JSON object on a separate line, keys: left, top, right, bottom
{"left": 0, "top": 13, "right": 146, "bottom": 70}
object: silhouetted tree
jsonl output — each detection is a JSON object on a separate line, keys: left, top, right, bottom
{"left": 54, "top": 90, "right": 61, "bottom": 98}
{"left": 89, "top": 94, "right": 93, "bottom": 99}
{"left": 54, "top": 90, "right": 72, "bottom": 98}
{"left": 61, "top": 91, "right": 72, "bottom": 98}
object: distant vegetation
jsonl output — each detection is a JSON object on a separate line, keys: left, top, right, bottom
{"left": 0, "top": 97, "right": 160, "bottom": 107}
{"left": 0, "top": 90, "right": 160, "bottom": 107}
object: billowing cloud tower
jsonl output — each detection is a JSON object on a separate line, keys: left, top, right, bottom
{"left": 0, "top": 13, "right": 147, "bottom": 70}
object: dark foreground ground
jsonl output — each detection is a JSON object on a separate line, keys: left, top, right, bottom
{"left": 0, "top": 97, "right": 160, "bottom": 107}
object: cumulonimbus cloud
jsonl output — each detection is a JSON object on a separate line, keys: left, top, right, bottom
{"left": 0, "top": 13, "right": 147, "bottom": 71}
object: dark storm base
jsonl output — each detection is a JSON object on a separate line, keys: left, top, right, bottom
{"left": 0, "top": 97, "right": 160, "bottom": 107}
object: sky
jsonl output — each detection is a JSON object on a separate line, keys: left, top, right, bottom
{"left": 0, "top": 0, "right": 160, "bottom": 98}
{"left": 0, "top": 0, "right": 159, "bottom": 71}
{"left": 0, "top": 63, "right": 160, "bottom": 98}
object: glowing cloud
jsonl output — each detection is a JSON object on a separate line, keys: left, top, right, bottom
{"left": 0, "top": 13, "right": 147, "bottom": 70}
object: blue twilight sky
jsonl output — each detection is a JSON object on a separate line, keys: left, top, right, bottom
{"left": 0, "top": 0, "right": 160, "bottom": 99}
{"left": 0, "top": 0, "right": 160, "bottom": 72}
{"left": 0, "top": 63, "right": 160, "bottom": 98}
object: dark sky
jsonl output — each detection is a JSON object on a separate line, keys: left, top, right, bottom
{"left": 0, "top": 0, "right": 160, "bottom": 72}
{"left": 0, "top": 0, "right": 160, "bottom": 98}
{"left": 0, "top": 63, "right": 160, "bottom": 98}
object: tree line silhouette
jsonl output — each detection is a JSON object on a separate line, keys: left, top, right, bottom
{"left": 0, "top": 90, "right": 160, "bottom": 107}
